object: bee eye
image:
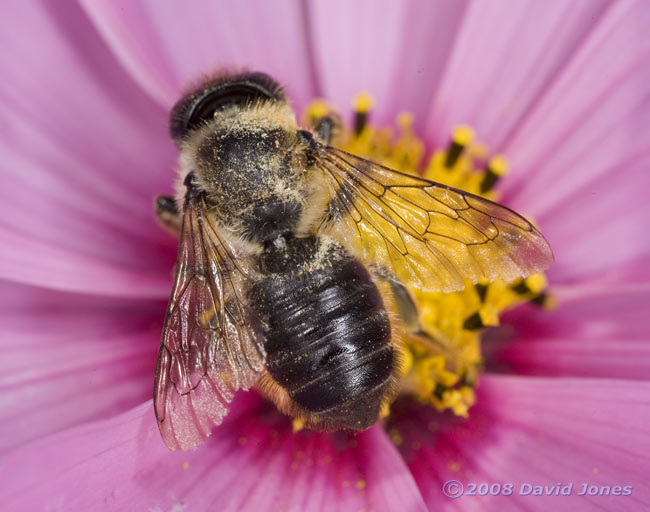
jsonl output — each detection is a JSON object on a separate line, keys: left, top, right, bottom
{"left": 170, "top": 72, "right": 285, "bottom": 145}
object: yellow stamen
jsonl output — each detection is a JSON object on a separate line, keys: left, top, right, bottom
{"left": 352, "top": 92, "right": 374, "bottom": 113}
{"left": 480, "top": 155, "right": 509, "bottom": 194}
{"left": 525, "top": 273, "right": 547, "bottom": 294}
{"left": 533, "top": 292, "right": 557, "bottom": 310}
{"left": 306, "top": 99, "right": 331, "bottom": 122}
{"left": 489, "top": 155, "right": 508, "bottom": 176}
{"left": 478, "top": 305, "right": 499, "bottom": 327}
{"left": 352, "top": 92, "right": 374, "bottom": 135}
{"left": 453, "top": 124, "right": 475, "bottom": 145}
{"left": 444, "top": 125, "right": 475, "bottom": 168}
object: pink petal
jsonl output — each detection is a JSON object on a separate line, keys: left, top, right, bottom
{"left": 425, "top": 0, "right": 611, "bottom": 149}
{"left": 0, "top": 229, "right": 171, "bottom": 297}
{"left": 0, "top": 2, "right": 176, "bottom": 211}
{"left": 485, "top": 284, "right": 650, "bottom": 380}
{"left": 80, "top": 0, "right": 317, "bottom": 111}
{"left": 427, "top": 0, "right": 606, "bottom": 149}
{"left": 420, "top": 1, "right": 650, "bottom": 283}
{"left": 386, "top": 1, "right": 469, "bottom": 134}
{"left": 491, "top": 1, "right": 650, "bottom": 281}
{"left": 550, "top": 263, "right": 650, "bottom": 293}
{"left": 307, "top": 0, "right": 467, "bottom": 129}
{"left": 0, "top": 281, "right": 161, "bottom": 452}
{"left": 537, "top": 154, "right": 650, "bottom": 284}
{"left": 391, "top": 375, "right": 650, "bottom": 511}
{"left": 0, "top": 396, "right": 427, "bottom": 512}
{"left": 0, "top": 2, "right": 180, "bottom": 292}
{"left": 502, "top": 0, "right": 650, "bottom": 200}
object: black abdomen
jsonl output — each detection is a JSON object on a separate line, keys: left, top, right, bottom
{"left": 249, "top": 237, "right": 394, "bottom": 430}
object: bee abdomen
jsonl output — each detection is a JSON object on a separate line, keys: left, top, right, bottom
{"left": 250, "top": 239, "right": 394, "bottom": 430}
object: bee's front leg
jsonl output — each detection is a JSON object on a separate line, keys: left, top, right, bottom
{"left": 154, "top": 195, "right": 182, "bottom": 235}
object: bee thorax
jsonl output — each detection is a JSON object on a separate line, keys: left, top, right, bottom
{"left": 260, "top": 234, "right": 319, "bottom": 274}
{"left": 241, "top": 197, "right": 302, "bottom": 242}
{"left": 190, "top": 125, "right": 310, "bottom": 242}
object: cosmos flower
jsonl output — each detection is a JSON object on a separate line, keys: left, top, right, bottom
{"left": 1, "top": 1, "right": 650, "bottom": 511}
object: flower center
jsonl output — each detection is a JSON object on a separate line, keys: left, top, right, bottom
{"left": 304, "top": 95, "right": 553, "bottom": 420}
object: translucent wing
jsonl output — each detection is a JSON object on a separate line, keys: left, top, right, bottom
{"left": 316, "top": 146, "right": 553, "bottom": 292}
{"left": 154, "top": 196, "right": 265, "bottom": 451}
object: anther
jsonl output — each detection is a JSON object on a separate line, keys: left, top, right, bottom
{"left": 474, "top": 282, "right": 489, "bottom": 302}
{"left": 480, "top": 155, "right": 508, "bottom": 193}
{"left": 352, "top": 92, "right": 374, "bottom": 135}
{"left": 511, "top": 274, "right": 547, "bottom": 295}
{"left": 306, "top": 99, "right": 330, "bottom": 123}
{"left": 463, "top": 306, "right": 498, "bottom": 330}
{"left": 397, "top": 112, "right": 414, "bottom": 131}
{"left": 444, "top": 125, "right": 474, "bottom": 168}
{"left": 305, "top": 100, "right": 342, "bottom": 144}
{"left": 531, "top": 292, "right": 550, "bottom": 308}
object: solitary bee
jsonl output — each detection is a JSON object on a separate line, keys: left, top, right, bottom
{"left": 153, "top": 71, "right": 553, "bottom": 451}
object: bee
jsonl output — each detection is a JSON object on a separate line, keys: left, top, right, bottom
{"left": 153, "top": 71, "right": 553, "bottom": 450}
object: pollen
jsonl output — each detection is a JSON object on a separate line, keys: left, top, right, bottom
{"left": 292, "top": 417, "right": 306, "bottom": 432}
{"left": 303, "top": 97, "right": 552, "bottom": 422}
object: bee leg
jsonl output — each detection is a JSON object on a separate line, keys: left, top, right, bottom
{"left": 371, "top": 266, "right": 424, "bottom": 333}
{"left": 383, "top": 277, "right": 460, "bottom": 360}
{"left": 386, "top": 279, "right": 427, "bottom": 336}
{"left": 310, "top": 112, "right": 342, "bottom": 145}
{"left": 154, "top": 195, "right": 182, "bottom": 234}
{"left": 372, "top": 266, "right": 448, "bottom": 345}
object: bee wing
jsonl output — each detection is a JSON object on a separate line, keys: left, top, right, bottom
{"left": 315, "top": 146, "right": 553, "bottom": 292}
{"left": 154, "top": 196, "right": 265, "bottom": 451}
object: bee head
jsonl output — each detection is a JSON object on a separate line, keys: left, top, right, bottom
{"left": 170, "top": 71, "right": 286, "bottom": 146}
